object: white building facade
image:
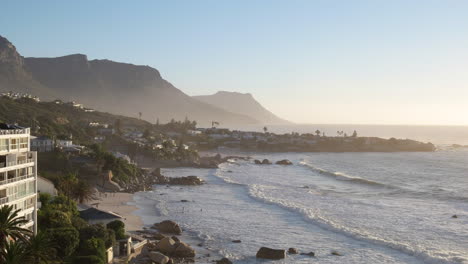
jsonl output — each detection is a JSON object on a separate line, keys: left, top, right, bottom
{"left": 0, "top": 125, "right": 37, "bottom": 234}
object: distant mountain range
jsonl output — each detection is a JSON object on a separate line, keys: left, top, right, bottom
{"left": 193, "top": 91, "right": 289, "bottom": 124}
{"left": 0, "top": 35, "right": 288, "bottom": 126}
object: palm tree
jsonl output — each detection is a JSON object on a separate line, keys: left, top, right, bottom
{"left": 0, "top": 205, "right": 32, "bottom": 249}
{"left": 25, "top": 232, "right": 56, "bottom": 264}
{"left": 1, "top": 241, "right": 28, "bottom": 264}
{"left": 73, "top": 180, "right": 95, "bottom": 204}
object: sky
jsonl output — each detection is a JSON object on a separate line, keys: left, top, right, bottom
{"left": 1, "top": 0, "right": 468, "bottom": 125}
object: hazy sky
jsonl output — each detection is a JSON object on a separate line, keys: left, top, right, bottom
{"left": 2, "top": 0, "right": 468, "bottom": 125}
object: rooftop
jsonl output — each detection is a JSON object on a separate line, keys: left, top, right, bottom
{"left": 0, "top": 123, "right": 30, "bottom": 135}
{"left": 79, "top": 207, "right": 123, "bottom": 221}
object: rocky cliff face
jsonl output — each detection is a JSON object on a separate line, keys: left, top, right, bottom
{"left": 0, "top": 35, "right": 258, "bottom": 126}
{"left": 193, "top": 91, "right": 289, "bottom": 124}
{"left": 0, "top": 36, "right": 56, "bottom": 97}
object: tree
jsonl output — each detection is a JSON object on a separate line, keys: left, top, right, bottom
{"left": 73, "top": 180, "right": 95, "bottom": 204}
{"left": 0, "top": 205, "right": 31, "bottom": 249}
{"left": 1, "top": 240, "right": 28, "bottom": 264}
{"left": 46, "top": 227, "right": 79, "bottom": 258}
{"left": 58, "top": 173, "right": 78, "bottom": 197}
{"left": 315, "top": 130, "right": 321, "bottom": 136}
{"left": 138, "top": 112, "right": 142, "bottom": 120}
{"left": 263, "top": 126, "right": 268, "bottom": 133}
{"left": 26, "top": 232, "right": 56, "bottom": 264}
{"left": 352, "top": 130, "right": 358, "bottom": 137}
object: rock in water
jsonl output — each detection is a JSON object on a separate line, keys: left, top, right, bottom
{"left": 301, "top": 252, "right": 315, "bottom": 257}
{"left": 232, "top": 240, "right": 242, "bottom": 243}
{"left": 216, "top": 258, "right": 233, "bottom": 264}
{"left": 254, "top": 159, "right": 262, "bottom": 164}
{"left": 148, "top": 251, "right": 170, "bottom": 264}
{"left": 262, "top": 159, "right": 272, "bottom": 165}
{"left": 452, "top": 215, "right": 458, "bottom": 218}
{"left": 173, "top": 241, "right": 196, "bottom": 258}
{"left": 276, "top": 159, "right": 293, "bottom": 165}
{"left": 256, "top": 247, "right": 286, "bottom": 260}
{"left": 331, "top": 250, "right": 342, "bottom": 256}
{"left": 154, "top": 220, "right": 183, "bottom": 235}
{"left": 288, "top": 248, "right": 299, "bottom": 254}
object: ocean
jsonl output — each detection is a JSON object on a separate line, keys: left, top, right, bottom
{"left": 133, "top": 126, "right": 468, "bottom": 263}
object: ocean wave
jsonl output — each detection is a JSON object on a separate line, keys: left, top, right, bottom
{"left": 299, "top": 161, "right": 391, "bottom": 188}
{"left": 247, "top": 184, "right": 466, "bottom": 264}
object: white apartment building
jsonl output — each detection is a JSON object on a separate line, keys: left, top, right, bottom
{"left": 0, "top": 124, "right": 37, "bottom": 234}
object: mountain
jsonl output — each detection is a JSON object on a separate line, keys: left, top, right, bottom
{"left": 0, "top": 36, "right": 57, "bottom": 98}
{"left": 0, "top": 35, "right": 258, "bottom": 126}
{"left": 193, "top": 91, "right": 289, "bottom": 124}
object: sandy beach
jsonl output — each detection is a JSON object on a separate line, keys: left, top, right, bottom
{"left": 88, "top": 192, "right": 143, "bottom": 232}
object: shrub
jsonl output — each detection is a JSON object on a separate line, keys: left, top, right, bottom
{"left": 106, "top": 220, "right": 126, "bottom": 240}
{"left": 72, "top": 255, "right": 105, "bottom": 264}
{"left": 76, "top": 238, "right": 106, "bottom": 262}
{"left": 46, "top": 227, "right": 79, "bottom": 258}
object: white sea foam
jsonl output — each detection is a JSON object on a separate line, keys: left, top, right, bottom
{"left": 133, "top": 151, "right": 468, "bottom": 264}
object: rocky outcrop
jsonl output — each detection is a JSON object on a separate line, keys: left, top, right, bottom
{"left": 152, "top": 172, "right": 204, "bottom": 186}
{"left": 216, "top": 258, "right": 233, "bottom": 264}
{"left": 148, "top": 251, "right": 170, "bottom": 264}
{"left": 254, "top": 159, "right": 272, "bottom": 165}
{"left": 276, "top": 159, "right": 293, "bottom": 165}
{"left": 288, "top": 248, "right": 299, "bottom": 254}
{"left": 331, "top": 250, "right": 342, "bottom": 256}
{"left": 256, "top": 247, "right": 286, "bottom": 260}
{"left": 152, "top": 237, "right": 196, "bottom": 258}
{"left": 301, "top": 252, "right": 315, "bottom": 257}
{"left": 153, "top": 220, "right": 182, "bottom": 235}
{"left": 173, "top": 241, "right": 196, "bottom": 258}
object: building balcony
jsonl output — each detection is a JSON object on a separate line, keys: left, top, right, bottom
{"left": 0, "top": 191, "right": 36, "bottom": 205}
{"left": 0, "top": 173, "right": 35, "bottom": 186}
{"left": 0, "top": 158, "right": 34, "bottom": 169}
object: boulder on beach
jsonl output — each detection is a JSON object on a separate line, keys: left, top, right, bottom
{"left": 154, "top": 233, "right": 166, "bottom": 240}
{"left": 153, "top": 220, "right": 182, "bottom": 235}
{"left": 155, "top": 237, "right": 177, "bottom": 255}
{"left": 256, "top": 247, "right": 286, "bottom": 260}
{"left": 216, "top": 258, "right": 233, "bottom": 264}
{"left": 276, "top": 159, "right": 293, "bottom": 165}
{"left": 149, "top": 251, "right": 170, "bottom": 264}
{"left": 173, "top": 241, "right": 196, "bottom": 258}
{"left": 288, "top": 248, "right": 299, "bottom": 254}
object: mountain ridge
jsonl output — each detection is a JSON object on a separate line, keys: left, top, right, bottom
{"left": 0, "top": 35, "right": 285, "bottom": 126}
{"left": 193, "top": 91, "right": 290, "bottom": 124}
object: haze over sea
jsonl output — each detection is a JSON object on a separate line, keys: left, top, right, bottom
{"left": 134, "top": 124, "right": 468, "bottom": 264}
{"left": 231, "top": 124, "right": 468, "bottom": 146}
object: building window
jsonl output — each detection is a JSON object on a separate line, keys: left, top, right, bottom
{"left": 20, "top": 137, "right": 28, "bottom": 149}
{"left": 0, "top": 139, "right": 8, "bottom": 151}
